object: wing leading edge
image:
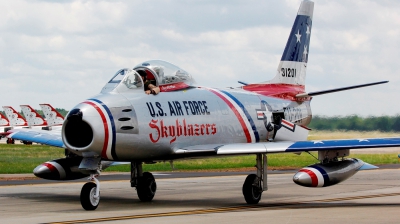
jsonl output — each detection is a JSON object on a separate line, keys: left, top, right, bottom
{"left": 7, "top": 129, "right": 64, "bottom": 148}
{"left": 176, "top": 137, "right": 400, "bottom": 155}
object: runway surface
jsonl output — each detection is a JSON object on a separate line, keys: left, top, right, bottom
{"left": 0, "top": 169, "right": 399, "bottom": 224}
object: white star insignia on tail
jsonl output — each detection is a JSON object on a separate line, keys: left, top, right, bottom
{"left": 295, "top": 30, "right": 301, "bottom": 43}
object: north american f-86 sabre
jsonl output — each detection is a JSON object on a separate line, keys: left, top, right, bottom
{"left": 8, "top": 0, "right": 400, "bottom": 210}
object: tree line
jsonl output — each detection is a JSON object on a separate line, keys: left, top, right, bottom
{"left": 308, "top": 115, "right": 400, "bottom": 132}
{"left": 2, "top": 108, "right": 400, "bottom": 132}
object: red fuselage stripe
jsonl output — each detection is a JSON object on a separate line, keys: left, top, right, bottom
{"left": 84, "top": 101, "right": 109, "bottom": 159}
{"left": 282, "top": 119, "right": 294, "bottom": 127}
{"left": 43, "top": 163, "right": 59, "bottom": 179}
{"left": 207, "top": 88, "right": 252, "bottom": 143}
{"left": 299, "top": 169, "right": 318, "bottom": 187}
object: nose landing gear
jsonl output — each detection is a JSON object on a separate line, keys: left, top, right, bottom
{"left": 80, "top": 173, "right": 100, "bottom": 210}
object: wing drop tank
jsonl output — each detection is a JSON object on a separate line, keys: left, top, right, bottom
{"left": 293, "top": 158, "right": 378, "bottom": 187}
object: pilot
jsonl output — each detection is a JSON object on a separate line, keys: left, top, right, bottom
{"left": 139, "top": 72, "right": 160, "bottom": 95}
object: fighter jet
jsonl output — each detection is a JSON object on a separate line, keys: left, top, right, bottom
{"left": 20, "top": 104, "right": 63, "bottom": 131}
{"left": 2, "top": 106, "right": 31, "bottom": 143}
{"left": 39, "top": 103, "right": 65, "bottom": 127}
{"left": 7, "top": 0, "right": 400, "bottom": 210}
{"left": 0, "top": 112, "right": 10, "bottom": 140}
{"left": 20, "top": 105, "right": 48, "bottom": 127}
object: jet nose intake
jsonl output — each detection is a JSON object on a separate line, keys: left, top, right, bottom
{"left": 64, "top": 109, "right": 93, "bottom": 149}
{"left": 67, "top": 108, "right": 83, "bottom": 121}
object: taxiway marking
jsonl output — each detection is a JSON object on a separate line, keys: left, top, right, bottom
{"left": 46, "top": 192, "right": 400, "bottom": 224}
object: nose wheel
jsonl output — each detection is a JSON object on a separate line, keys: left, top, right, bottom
{"left": 80, "top": 174, "right": 100, "bottom": 210}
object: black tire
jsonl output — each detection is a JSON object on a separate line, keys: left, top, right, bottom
{"left": 137, "top": 172, "right": 157, "bottom": 202}
{"left": 242, "top": 174, "right": 262, "bottom": 204}
{"left": 80, "top": 182, "right": 100, "bottom": 210}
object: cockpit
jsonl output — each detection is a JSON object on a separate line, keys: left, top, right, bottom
{"left": 101, "top": 60, "right": 195, "bottom": 94}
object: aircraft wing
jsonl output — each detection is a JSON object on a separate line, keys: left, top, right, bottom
{"left": 176, "top": 138, "right": 400, "bottom": 155}
{"left": 7, "top": 129, "right": 64, "bottom": 148}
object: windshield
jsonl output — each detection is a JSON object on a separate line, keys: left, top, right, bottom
{"left": 108, "top": 69, "right": 126, "bottom": 83}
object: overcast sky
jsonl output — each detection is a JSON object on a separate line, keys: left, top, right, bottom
{"left": 0, "top": 0, "right": 399, "bottom": 117}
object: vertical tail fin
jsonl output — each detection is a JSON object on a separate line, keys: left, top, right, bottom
{"left": 268, "top": 0, "right": 314, "bottom": 86}
{"left": 2, "top": 106, "right": 28, "bottom": 126}
{"left": 20, "top": 105, "right": 48, "bottom": 126}
{"left": 39, "top": 104, "right": 64, "bottom": 126}
{"left": 0, "top": 112, "right": 10, "bottom": 126}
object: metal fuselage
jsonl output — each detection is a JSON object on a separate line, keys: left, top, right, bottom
{"left": 63, "top": 85, "right": 312, "bottom": 161}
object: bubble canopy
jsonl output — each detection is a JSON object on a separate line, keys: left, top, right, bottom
{"left": 103, "top": 60, "right": 195, "bottom": 93}
{"left": 133, "top": 60, "right": 195, "bottom": 86}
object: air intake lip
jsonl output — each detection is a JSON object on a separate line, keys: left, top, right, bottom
{"left": 67, "top": 108, "right": 83, "bottom": 121}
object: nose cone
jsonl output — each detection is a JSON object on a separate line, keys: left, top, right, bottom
{"left": 62, "top": 97, "right": 124, "bottom": 160}
{"left": 63, "top": 101, "right": 108, "bottom": 155}
{"left": 293, "top": 171, "right": 313, "bottom": 187}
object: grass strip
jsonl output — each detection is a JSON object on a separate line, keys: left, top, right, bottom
{"left": 0, "top": 144, "right": 398, "bottom": 174}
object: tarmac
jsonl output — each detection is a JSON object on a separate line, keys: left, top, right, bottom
{"left": 0, "top": 168, "right": 399, "bottom": 224}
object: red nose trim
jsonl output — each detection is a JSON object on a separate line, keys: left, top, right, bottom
{"left": 84, "top": 101, "right": 109, "bottom": 160}
{"left": 299, "top": 168, "right": 318, "bottom": 187}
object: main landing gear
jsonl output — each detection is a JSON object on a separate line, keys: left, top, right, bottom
{"left": 78, "top": 155, "right": 264, "bottom": 210}
{"left": 242, "top": 154, "right": 268, "bottom": 204}
{"left": 79, "top": 160, "right": 157, "bottom": 210}
{"left": 130, "top": 162, "right": 157, "bottom": 202}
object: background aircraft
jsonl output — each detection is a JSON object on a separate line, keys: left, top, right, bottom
{"left": 0, "top": 112, "right": 10, "bottom": 140}
{"left": 39, "top": 103, "right": 65, "bottom": 127}
{"left": 2, "top": 106, "right": 29, "bottom": 144}
{"left": 20, "top": 105, "right": 48, "bottom": 127}
{"left": 7, "top": 0, "right": 400, "bottom": 211}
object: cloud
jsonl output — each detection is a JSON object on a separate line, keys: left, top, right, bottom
{"left": 0, "top": 0, "right": 398, "bottom": 117}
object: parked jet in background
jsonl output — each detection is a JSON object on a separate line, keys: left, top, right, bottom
{"left": 2, "top": 106, "right": 28, "bottom": 127}
{"left": 2, "top": 106, "right": 29, "bottom": 144}
{"left": 0, "top": 112, "right": 10, "bottom": 139}
{"left": 20, "top": 105, "right": 48, "bottom": 127}
{"left": 39, "top": 103, "right": 64, "bottom": 126}
{"left": 0, "top": 112, "right": 10, "bottom": 127}
{"left": 7, "top": 0, "right": 400, "bottom": 211}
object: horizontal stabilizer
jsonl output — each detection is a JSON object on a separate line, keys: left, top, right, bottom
{"left": 238, "top": 81, "right": 249, "bottom": 86}
{"left": 296, "top": 81, "right": 388, "bottom": 98}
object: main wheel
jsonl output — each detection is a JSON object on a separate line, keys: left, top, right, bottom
{"left": 80, "top": 182, "right": 100, "bottom": 210}
{"left": 242, "top": 174, "right": 262, "bottom": 204}
{"left": 137, "top": 172, "right": 157, "bottom": 202}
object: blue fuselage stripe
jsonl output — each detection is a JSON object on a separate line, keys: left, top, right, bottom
{"left": 89, "top": 98, "right": 117, "bottom": 160}
{"left": 309, "top": 165, "right": 330, "bottom": 186}
{"left": 220, "top": 90, "right": 260, "bottom": 142}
